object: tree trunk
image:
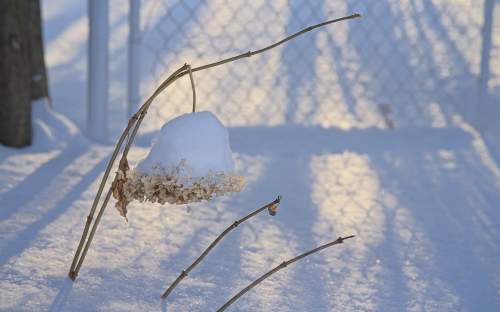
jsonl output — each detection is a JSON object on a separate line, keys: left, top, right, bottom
{"left": 28, "top": 0, "right": 49, "bottom": 101}
{"left": 0, "top": 1, "right": 32, "bottom": 147}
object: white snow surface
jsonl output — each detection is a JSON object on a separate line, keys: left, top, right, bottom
{"left": 1, "top": 103, "right": 500, "bottom": 311}
{"left": 136, "top": 111, "right": 235, "bottom": 177}
{"left": 0, "top": 1, "right": 500, "bottom": 311}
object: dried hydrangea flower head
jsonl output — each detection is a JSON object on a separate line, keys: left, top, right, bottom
{"left": 112, "top": 111, "right": 245, "bottom": 218}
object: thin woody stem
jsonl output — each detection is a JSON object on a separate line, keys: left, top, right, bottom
{"left": 70, "top": 110, "right": 148, "bottom": 279}
{"left": 186, "top": 64, "right": 196, "bottom": 112}
{"left": 191, "top": 13, "right": 360, "bottom": 73}
{"left": 74, "top": 188, "right": 114, "bottom": 275}
{"left": 161, "top": 196, "right": 282, "bottom": 299}
{"left": 216, "top": 235, "right": 355, "bottom": 312}
{"left": 68, "top": 114, "right": 139, "bottom": 279}
{"left": 68, "top": 13, "right": 361, "bottom": 281}
{"left": 68, "top": 65, "right": 188, "bottom": 279}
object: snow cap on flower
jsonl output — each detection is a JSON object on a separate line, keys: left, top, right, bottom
{"left": 137, "top": 111, "right": 235, "bottom": 177}
{"left": 114, "top": 111, "right": 244, "bottom": 212}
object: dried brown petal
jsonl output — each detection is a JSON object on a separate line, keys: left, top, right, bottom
{"left": 121, "top": 164, "right": 245, "bottom": 207}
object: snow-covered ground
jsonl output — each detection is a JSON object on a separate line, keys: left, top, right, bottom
{"left": 2, "top": 100, "right": 500, "bottom": 312}
{"left": 1, "top": 0, "right": 500, "bottom": 311}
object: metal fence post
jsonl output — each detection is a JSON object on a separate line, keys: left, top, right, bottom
{"left": 87, "top": 0, "right": 109, "bottom": 142}
{"left": 128, "top": 0, "right": 141, "bottom": 117}
{"left": 478, "top": 0, "right": 495, "bottom": 131}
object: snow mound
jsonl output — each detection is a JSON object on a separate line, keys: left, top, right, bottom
{"left": 136, "top": 111, "right": 235, "bottom": 176}
{"left": 114, "top": 111, "right": 244, "bottom": 214}
{"left": 0, "top": 99, "right": 85, "bottom": 152}
{"left": 33, "top": 99, "right": 82, "bottom": 145}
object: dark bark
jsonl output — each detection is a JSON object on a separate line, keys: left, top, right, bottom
{"left": 0, "top": 0, "right": 49, "bottom": 147}
{"left": 28, "top": 0, "right": 49, "bottom": 100}
{"left": 0, "top": 1, "right": 32, "bottom": 147}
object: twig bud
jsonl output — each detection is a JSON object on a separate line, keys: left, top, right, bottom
{"left": 267, "top": 195, "right": 282, "bottom": 216}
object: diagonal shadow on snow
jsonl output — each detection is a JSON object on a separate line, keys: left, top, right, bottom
{"left": 48, "top": 278, "right": 74, "bottom": 312}
{"left": 360, "top": 142, "right": 500, "bottom": 310}
{"left": 0, "top": 144, "right": 88, "bottom": 222}
{"left": 0, "top": 151, "right": 109, "bottom": 267}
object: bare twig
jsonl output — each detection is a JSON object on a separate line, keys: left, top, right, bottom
{"left": 161, "top": 196, "right": 282, "bottom": 299}
{"left": 68, "top": 13, "right": 361, "bottom": 281}
{"left": 186, "top": 64, "right": 196, "bottom": 112}
{"left": 216, "top": 235, "right": 355, "bottom": 312}
{"left": 190, "top": 14, "right": 361, "bottom": 73}
{"left": 68, "top": 66, "right": 187, "bottom": 280}
{"left": 68, "top": 114, "right": 139, "bottom": 280}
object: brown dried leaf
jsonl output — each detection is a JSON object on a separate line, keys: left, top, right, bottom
{"left": 267, "top": 203, "right": 278, "bottom": 216}
{"left": 111, "top": 157, "right": 131, "bottom": 219}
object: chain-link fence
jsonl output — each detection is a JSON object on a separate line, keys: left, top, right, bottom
{"left": 136, "top": 0, "right": 497, "bottom": 133}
